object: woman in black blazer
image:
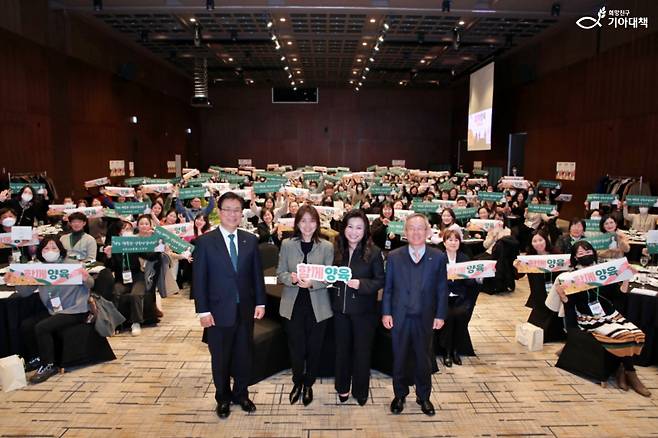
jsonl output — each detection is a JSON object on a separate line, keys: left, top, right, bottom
{"left": 370, "top": 201, "right": 401, "bottom": 253}
{"left": 438, "top": 229, "right": 479, "bottom": 367}
{"left": 255, "top": 208, "right": 281, "bottom": 247}
{"left": 333, "top": 210, "right": 385, "bottom": 405}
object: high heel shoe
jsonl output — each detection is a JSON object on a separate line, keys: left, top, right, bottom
{"left": 338, "top": 393, "right": 349, "bottom": 403}
{"left": 452, "top": 351, "right": 462, "bottom": 366}
{"left": 289, "top": 383, "right": 303, "bottom": 404}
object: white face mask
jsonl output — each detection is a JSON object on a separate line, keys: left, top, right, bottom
{"left": 2, "top": 217, "right": 16, "bottom": 227}
{"left": 639, "top": 207, "right": 649, "bottom": 215}
{"left": 122, "top": 230, "right": 133, "bottom": 237}
{"left": 21, "top": 193, "right": 33, "bottom": 203}
{"left": 42, "top": 251, "right": 60, "bottom": 262}
{"left": 509, "top": 190, "right": 516, "bottom": 196}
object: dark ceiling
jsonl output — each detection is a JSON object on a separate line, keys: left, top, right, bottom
{"left": 50, "top": 0, "right": 603, "bottom": 88}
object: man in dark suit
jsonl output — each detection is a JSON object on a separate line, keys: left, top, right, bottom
{"left": 382, "top": 213, "right": 449, "bottom": 416}
{"left": 194, "top": 192, "right": 266, "bottom": 419}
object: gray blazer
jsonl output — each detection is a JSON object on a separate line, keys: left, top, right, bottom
{"left": 277, "top": 237, "right": 334, "bottom": 322}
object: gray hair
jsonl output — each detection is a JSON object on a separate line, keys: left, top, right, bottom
{"left": 404, "top": 213, "right": 431, "bottom": 231}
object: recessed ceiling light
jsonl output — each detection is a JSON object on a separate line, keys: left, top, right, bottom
{"left": 353, "top": 71, "right": 358, "bottom": 74}
{"left": 292, "top": 57, "right": 298, "bottom": 62}
{"left": 357, "top": 59, "right": 362, "bottom": 63}
{"left": 228, "top": 57, "right": 234, "bottom": 62}
{"left": 362, "top": 42, "right": 368, "bottom": 46}
{"left": 189, "top": 18, "right": 196, "bottom": 22}
{"left": 459, "top": 20, "right": 465, "bottom": 25}
{"left": 420, "top": 59, "right": 426, "bottom": 64}
{"left": 349, "top": 80, "right": 354, "bottom": 84}
{"left": 299, "top": 80, "right": 304, "bottom": 83}
{"left": 370, "top": 18, "right": 376, "bottom": 23}
{"left": 280, "top": 17, "right": 286, "bottom": 22}
{"left": 287, "top": 41, "right": 293, "bottom": 45}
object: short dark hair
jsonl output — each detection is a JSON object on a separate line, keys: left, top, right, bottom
{"left": 293, "top": 205, "right": 321, "bottom": 243}
{"left": 68, "top": 212, "right": 88, "bottom": 223}
{"left": 0, "top": 207, "right": 17, "bottom": 219}
{"left": 442, "top": 228, "right": 462, "bottom": 243}
{"left": 36, "top": 236, "right": 67, "bottom": 262}
{"left": 218, "top": 192, "right": 244, "bottom": 210}
{"left": 599, "top": 214, "right": 619, "bottom": 233}
{"left": 379, "top": 201, "right": 395, "bottom": 219}
{"left": 570, "top": 217, "right": 586, "bottom": 232}
{"left": 570, "top": 240, "right": 597, "bottom": 267}
{"left": 456, "top": 196, "right": 468, "bottom": 203}
{"left": 136, "top": 214, "right": 153, "bottom": 227}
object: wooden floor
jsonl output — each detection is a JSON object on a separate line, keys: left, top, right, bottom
{"left": 2, "top": 279, "right": 658, "bottom": 438}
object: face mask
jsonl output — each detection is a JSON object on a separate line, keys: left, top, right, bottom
{"left": 21, "top": 193, "right": 33, "bottom": 203}
{"left": 2, "top": 217, "right": 16, "bottom": 227}
{"left": 640, "top": 207, "right": 649, "bottom": 214}
{"left": 378, "top": 196, "right": 384, "bottom": 201}
{"left": 509, "top": 190, "right": 516, "bottom": 196}
{"left": 528, "top": 190, "right": 534, "bottom": 196}
{"left": 576, "top": 255, "right": 595, "bottom": 267}
{"left": 42, "top": 251, "right": 60, "bottom": 262}
{"left": 122, "top": 231, "right": 133, "bottom": 237}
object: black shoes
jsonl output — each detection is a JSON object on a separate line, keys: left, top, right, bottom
{"left": 452, "top": 352, "right": 462, "bottom": 366}
{"left": 416, "top": 398, "right": 435, "bottom": 416}
{"left": 442, "top": 354, "right": 453, "bottom": 368}
{"left": 289, "top": 383, "right": 303, "bottom": 405}
{"left": 357, "top": 397, "right": 368, "bottom": 406}
{"left": 390, "top": 397, "right": 405, "bottom": 414}
{"left": 302, "top": 386, "right": 313, "bottom": 406}
{"left": 216, "top": 401, "right": 230, "bottom": 419}
{"left": 338, "top": 393, "right": 349, "bottom": 403}
{"left": 237, "top": 398, "right": 256, "bottom": 413}
{"left": 29, "top": 363, "right": 59, "bottom": 384}
{"left": 24, "top": 357, "right": 41, "bottom": 372}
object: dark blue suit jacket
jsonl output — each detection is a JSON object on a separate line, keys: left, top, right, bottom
{"left": 382, "top": 246, "right": 449, "bottom": 327}
{"left": 193, "top": 228, "right": 266, "bottom": 327}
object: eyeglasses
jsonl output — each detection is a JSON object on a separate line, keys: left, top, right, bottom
{"left": 220, "top": 208, "right": 243, "bottom": 215}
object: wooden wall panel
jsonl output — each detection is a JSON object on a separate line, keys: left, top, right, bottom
{"left": 200, "top": 87, "right": 454, "bottom": 170}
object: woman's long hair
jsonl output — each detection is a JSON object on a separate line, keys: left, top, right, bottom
{"left": 335, "top": 209, "right": 373, "bottom": 264}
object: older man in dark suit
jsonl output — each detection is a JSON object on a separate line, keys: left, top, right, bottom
{"left": 194, "top": 192, "right": 266, "bottom": 419}
{"left": 382, "top": 213, "right": 449, "bottom": 416}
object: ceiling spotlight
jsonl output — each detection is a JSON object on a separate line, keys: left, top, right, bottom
{"left": 280, "top": 17, "right": 287, "bottom": 22}
{"left": 349, "top": 80, "right": 354, "bottom": 84}
{"left": 399, "top": 81, "right": 404, "bottom": 85}
{"left": 383, "top": 23, "right": 389, "bottom": 30}
{"left": 362, "top": 75, "right": 366, "bottom": 80}
{"left": 551, "top": 2, "right": 561, "bottom": 17}
{"left": 189, "top": 18, "right": 197, "bottom": 23}
{"left": 353, "top": 71, "right": 358, "bottom": 75}
{"left": 364, "top": 67, "right": 370, "bottom": 71}
{"left": 357, "top": 58, "right": 363, "bottom": 63}
{"left": 291, "top": 81, "right": 295, "bottom": 85}
{"left": 287, "top": 41, "right": 293, "bottom": 45}
{"left": 275, "top": 42, "right": 281, "bottom": 50}
{"left": 267, "top": 21, "right": 273, "bottom": 28}
{"left": 378, "top": 36, "right": 384, "bottom": 43}
{"left": 187, "top": 128, "right": 192, "bottom": 134}
{"left": 420, "top": 59, "right": 426, "bottom": 64}
{"left": 370, "top": 18, "right": 376, "bottom": 23}
{"left": 369, "top": 57, "right": 375, "bottom": 62}
{"left": 93, "top": 0, "right": 102, "bottom": 11}
{"left": 299, "top": 80, "right": 304, "bottom": 83}
{"left": 130, "top": 116, "right": 138, "bottom": 124}
{"left": 442, "top": 0, "right": 451, "bottom": 13}
{"left": 358, "top": 82, "right": 363, "bottom": 86}
{"left": 355, "top": 87, "right": 360, "bottom": 91}
{"left": 374, "top": 44, "right": 380, "bottom": 51}
{"left": 292, "top": 57, "right": 298, "bottom": 61}
{"left": 293, "top": 87, "right": 297, "bottom": 91}
{"left": 362, "top": 41, "right": 368, "bottom": 46}
{"left": 451, "top": 68, "right": 456, "bottom": 76}
{"left": 284, "top": 66, "right": 289, "bottom": 70}
{"left": 206, "top": 0, "right": 215, "bottom": 11}
{"left": 458, "top": 20, "right": 465, "bottom": 25}
{"left": 280, "top": 55, "right": 286, "bottom": 61}
{"left": 288, "top": 74, "right": 293, "bottom": 79}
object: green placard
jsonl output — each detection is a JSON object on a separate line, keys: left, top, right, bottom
{"left": 369, "top": 185, "right": 394, "bottom": 195}
{"left": 527, "top": 204, "right": 557, "bottom": 214}
{"left": 477, "top": 191, "right": 505, "bottom": 202}
{"left": 188, "top": 177, "right": 210, "bottom": 187}
{"left": 324, "top": 175, "right": 341, "bottom": 184}
{"left": 219, "top": 173, "right": 246, "bottom": 184}
{"left": 412, "top": 202, "right": 439, "bottom": 213}
{"left": 648, "top": 242, "right": 658, "bottom": 255}
{"left": 438, "top": 181, "right": 455, "bottom": 191}
{"left": 153, "top": 226, "right": 194, "bottom": 254}
{"left": 454, "top": 172, "right": 469, "bottom": 178}
{"left": 472, "top": 169, "right": 489, "bottom": 176}
{"left": 253, "top": 181, "right": 283, "bottom": 194}
{"left": 584, "top": 233, "right": 615, "bottom": 250}
{"left": 453, "top": 207, "right": 478, "bottom": 220}
{"left": 145, "top": 178, "right": 170, "bottom": 185}
{"left": 626, "top": 195, "right": 658, "bottom": 207}
{"left": 111, "top": 235, "right": 159, "bottom": 253}
{"left": 584, "top": 218, "right": 602, "bottom": 231}
{"left": 178, "top": 187, "right": 208, "bottom": 200}
{"left": 123, "top": 177, "right": 147, "bottom": 187}
{"left": 337, "top": 167, "right": 350, "bottom": 172}
{"left": 366, "top": 165, "right": 377, "bottom": 172}
{"left": 303, "top": 172, "right": 322, "bottom": 181}
{"left": 387, "top": 221, "right": 405, "bottom": 235}
{"left": 113, "top": 202, "right": 147, "bottom": 215}
{"left": 538, "top": 180, "right": 561, "bottom": 189}
{"left": 586, "top": 193, "right": 617, "bottom": 203}
{"left": 9, "top": 182, "right": 45, "bottom": 192}
{"left": 198, "top": 172, "right": 213, "bottom": 179}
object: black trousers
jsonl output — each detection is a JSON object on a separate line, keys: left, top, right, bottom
{"left": 333, "top": 312, "right": 378, "bottom": 399}
{"left": 21, "top": 311, "right": 87, "bottom": 364}
{"left": 438, "top": 298, "right": 471, "bottom": 354}
{"left": 113, "top": 281, "right": 145, "bottom": 324}
{"left": 391, "top": 315, "right": 433, "bottom": 401}
{"left": 286, "top": 292, "right": 328, "bottom": 387}
{"left": 206, "top": 309, "right": 254, "bottom": 403}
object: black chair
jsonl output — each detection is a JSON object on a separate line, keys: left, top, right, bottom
{"left": 258, "top": 243, "right": 279, "bottom": 270}
{"left": 250, "top": 318, "right": 290, "bottom": 384}
{"left": 556, "top": 328, "right": 618, "bottom": 383}
{"left": 527, "top": 306, "right": 566, "bottom": 343}
{"left": 372, "top": 326, "right": 440, "bottom": 378}
{"left": 54, "top": 323, "right": 116, "bottom": 369}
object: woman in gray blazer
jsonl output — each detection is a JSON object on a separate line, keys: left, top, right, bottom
{"left": 277, "top": 205, "right": 333, "bottom": 407}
